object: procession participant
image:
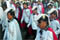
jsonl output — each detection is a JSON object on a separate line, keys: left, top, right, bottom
{"left": 21, "top": 2, "right": 31, "bottom": 39}
{"left": 35, "top": 14, "right": 58, "bottom": 40}
{"left": 47, "top": 8, "right": 60, "bottom": 37}
{"left": 3, "top": 9, "right": 22, "bottom": 40}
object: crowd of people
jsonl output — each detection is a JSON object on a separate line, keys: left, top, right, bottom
{"left": 0, "top": 0, "right": 60, "bottom": 40}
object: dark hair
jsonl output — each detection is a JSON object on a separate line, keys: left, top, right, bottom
{"left": 7, "top": 9, "right": 15, "bottom": 18}
{"left": 38, "top": 16, "right": 49, "bottom": 26}
{"left": 23, "top": 2, "right": 28, "bottom": 6}
{"left": 1, "top": 2, "right": 7, "bottom": 10}
{"left": 48, "top": 4, "right": 53, "bottom": 7}
{"left": 34, "top": 8, "right": 37, "bottom": 10}
{"left": 50, "top": 11, "right": 57, "bottom": 17}
{"left": 16, "top": 2, "right": 21, "bottom": 5}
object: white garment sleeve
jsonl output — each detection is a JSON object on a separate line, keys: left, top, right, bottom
{"left": 27, "top": 14, "right": 32, "bottom": 28}
{"left": 55, "top": 21, "right": 60, "bottom": 35}
{"left": 21, "top": 11, "right": 24, "bottom": 23}
{"left": 47, "top": 31, "right": 53, "bottom": 40}
{"left": 37, "top": 5, "right": 42, "bottom": 14}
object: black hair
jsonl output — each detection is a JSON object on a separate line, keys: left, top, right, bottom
{"left": 23, "top": 2, "right": 28, "bottom": 6}
{"left": 7, "top": 9, "right": 15, "bottom": 18}
{"left": 48, "top": 4, "right": 53, "bottom": 7}
{"left": 50, "top": 11, "right": 57, "bottom": 17}
{"left": 38, "top": 16, "right": 49, "bottom": 26}
{"left": 1, "top": 2, "right": 7, "bottom": 10}
{"left": 16, "top": 2, "right": 21, "bottom": 5}
{"left": 34, "top": 8, "right": 37, "bottom": 10}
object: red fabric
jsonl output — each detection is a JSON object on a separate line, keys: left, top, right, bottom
{"left": 20, "top": 9, "right": 33, "bottom": 34}
{"left": 20, "top": 10, "right": 26, "bottom": 28}
{"left": 28, "top": 5, "right": 32, "bottom": 14}
{"left": 58, "top": 34, "right": 60, "bottom": 40}
{"left": 56, "top": 19, "right": 60, "bottom": 23}
{"left": 18, "top": 8, "right": 22, "bottom": 21}
{"left": 20, "top": 21, "right": 26, "bottom": 28}
{"left": 48, "top": 27, "right": 58, "bottom": 40}
{"left": 28, "top": 26, "right": 33, "bottom": 35}
{"left": 40, "top": 3, "right": 44, "bottom": 14}
{"left": 56, "top": 10, "right": 60, "bottom": 24}
{"left": 58, "top": 10, "right": 60, "bottom": 19}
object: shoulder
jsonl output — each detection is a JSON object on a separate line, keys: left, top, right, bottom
{"left": 0, "top": 7, "right": 3, "bottom": 11}
{"left": 47, "top": 30, "right": 53, "bottom": 38}
{"left": 54, "top": 20, "right": 59, "bottom": 24}
{"left": 26, "top": 9, "right": 30, "bottom": 11}
{"left": 47, "top": 30, "right": 53, "bottom": 35}
{"left": 38, "top": 5, "right": 42, "bottom": 7}
{"left": 13, "top": 19, "right": 18, "bottom": 24}
{"left": 9, "top": 19, "right": 18, "bottom": 25}
{"left": 47, "top": 31, "right": 53, "bottom": 40}
{"left": 0, "top": 7, "right": 2, "bottom": 9}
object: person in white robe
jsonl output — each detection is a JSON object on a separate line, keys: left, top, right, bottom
{"left": 47, "top": 8, "right": 60, "bottom": 36}
{"left": 27, "top": 6, "right": 40, "bottom": 39}
{"left": 35, "top": 14, "right": 54, "bottom": 40}
{"left": 37, "top": 1, "right": 42, "bottom": 14}
{"left": 21, "top": 2, "right": 31, "bottom": 24}
{"left": 3, "top": 9, "right": 22, "bottom": 40}
{"left": 0, "top": 7, "right": 5, "bottom": 39}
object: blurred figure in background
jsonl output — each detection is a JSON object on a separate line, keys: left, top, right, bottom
{"left": 21, "top": 2, "right": 31, "bottom": 39}
{"left": 48, "top": 8, "right": 60, "bottom": 37}
{"left": 53, "top": 0, "right": 59, "bottom": 9}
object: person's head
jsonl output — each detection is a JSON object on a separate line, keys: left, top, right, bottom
{"left": 50, "top": 10, "right": 58, "bottom": 19}
{"left": 1, "top": 2, "right": 7, "bottom": 10}
{"left": 7, "top": 9, "right": 15, "bottom": 20}
{"left": 37, "top": 1, "right": 40, "bottom": 5}
{"left": 47, "top": 8, "right": 58, "bottom": 19}
{"left": 32, "top": 6, "right": 37, "bottom": 14}
{"left": 1, "top": 0, "right": 4, "bottom": 2}
{"left": 16, "top": 2, "right": 20, "bottom": 7}
{"left": 23, "top": 2, "right": 28, "bottom": 9}
{"left": 53, "top": 0, "right": 57, "bottom": 2}
{"left": 47, "top": 3, "right": 53, "bottom": 9}
{"left": 37, "top": 14, "right": 49, "bottom": 29}
{"left": 10, "top": 0, "right": 13, "bottom": 4}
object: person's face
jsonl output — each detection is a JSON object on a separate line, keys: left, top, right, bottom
{"left": 7, "top": 13, "right": 13, "bottom": 20}
{"left": 3, "top": 7, "right": 7, "bottom": 10}
{"left": 50, "top": 13, "right": 56, "bottom": 19}
{"left": 53, "top": 0, "right": 56, "bottom": 2}
{"left": 38, "top": 21, "right": 47, "bottom": 29}
{"left": 48, "top": 6, "right": 52, "bottom": 9}
{"left": 16, "top": 4, "right": 19, "bottom": 7}
{"left": 38, "top": 1, "right": 40, "bottom": 4}
{"left": 23, "top": 4, "right": 27, "bottom": 8}
{"left": 32, "top": 10, "right": 37, "bottom": 14}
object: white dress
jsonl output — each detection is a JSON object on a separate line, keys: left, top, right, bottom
{"left": 4, "top": 19, "right": 22, "bottom": 40}
{"left": 35, "top": 27, "right": 53, "bottom": 40}
{"left": 50, "top": 20, "right": 60, "bottom": 36}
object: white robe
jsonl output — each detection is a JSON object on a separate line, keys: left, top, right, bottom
{"left": 50, "top": 20, "right": 60, "bottom": 36}
{"left": 35, "top": 27, "right": 53, "bottom": 40}
{"left": 3, "top": 19, "right": 22, "bottom": 40}
{"left": 37, "top": 5, "right": 42, "bottom": 14}
{"left": 0, "top": 7, "right": 4, "bottom": 24}
{"left": 15, "top": 8, "right": 19, "bottom": 18}
{"left": 27, "top": 14, "right": 39, "bottom": 30}
{"left": 21, "top": 9, "right": 31, "bottom": 23}
{"left": 0, "top": 7, "right": 8, "bottom": 31}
